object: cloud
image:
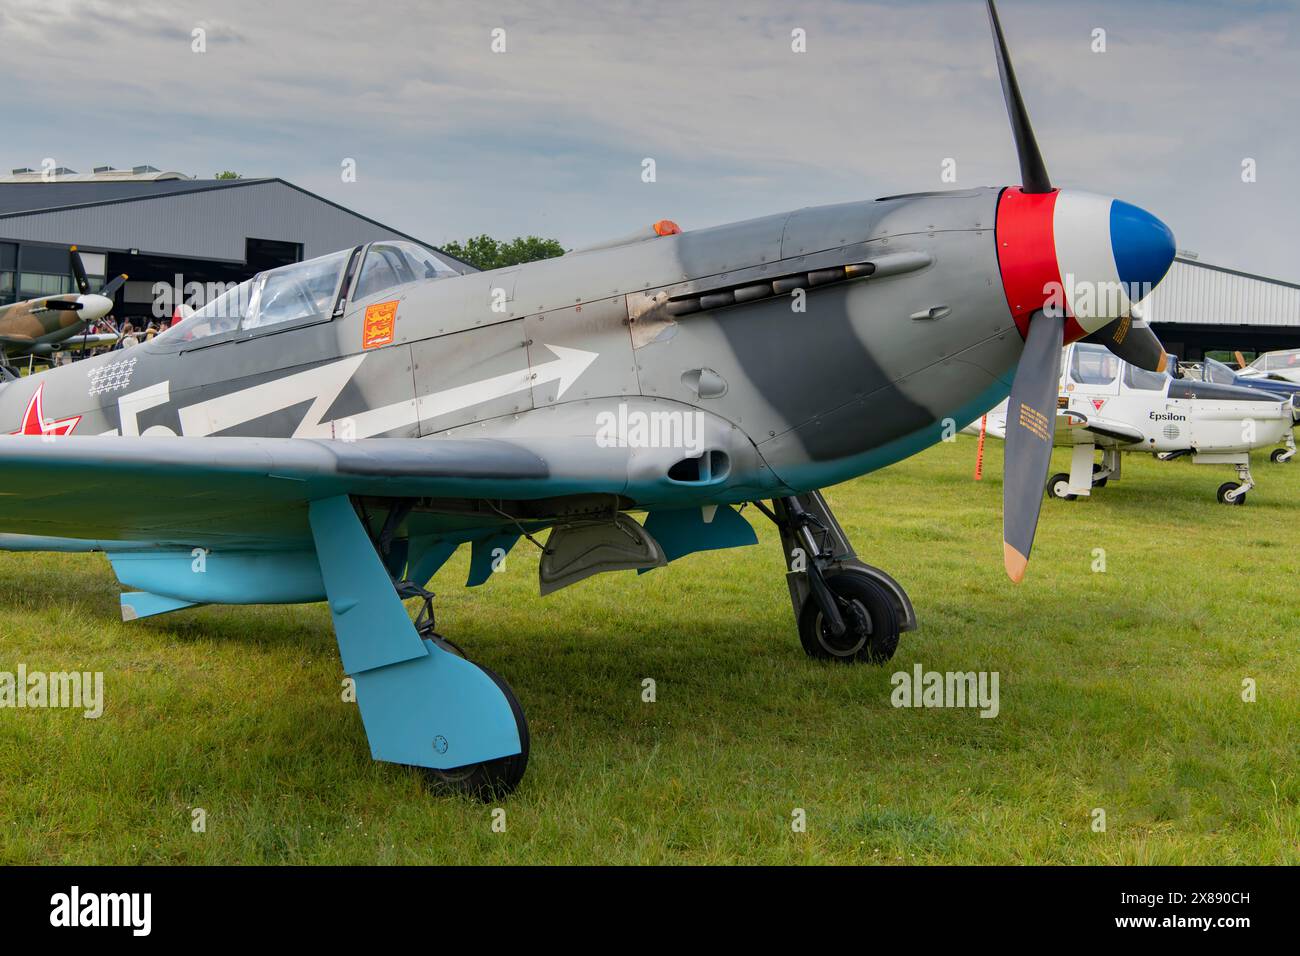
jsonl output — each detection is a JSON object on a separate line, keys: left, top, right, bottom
{"left": 1, "top": 0, "right": 1297, "bottom": 278}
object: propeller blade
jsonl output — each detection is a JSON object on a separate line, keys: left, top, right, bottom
{"left": 1085, "top": 315, "right": 1168, "bottom": 373}
{"left": 1003, "top": 310, "right": 1065, "bottom": 582}
{"left": 34, "top": 299, "right": 81, "bottom": 312}
{"left": 69, "top": 245, "right": 90, "bottom": 296}
{"left": 1234, "top": 350, "right": 1248, "bottom": 370}
{"left": 99, "top": 274, "right": 128, "bottom": 298}
{"left": 985, "top": 0, "right": 1052, "bottom": 194}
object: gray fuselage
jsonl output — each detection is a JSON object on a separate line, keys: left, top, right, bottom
{"left": 0, "top": 187, "right": 1022, "bottom": 511}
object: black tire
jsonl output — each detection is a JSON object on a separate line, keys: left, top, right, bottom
{"left": 798, "top": 572, "right": 900, "bottom": 665}
{"left": 432, "top": 636, "right": 467, "bottom": 658}
{"left": 1216, "top": 481, "right": 1246, "bottom": 506}
{"left": 421, "top": 663, "right": 530, "bottom": 800}
{"left": 1046, "top": 473, "right": 1076, "bottom": 500}
{"left": 1091, "top": 463, "right": 1108, "bottom": 488}
{"left": 1270, "top": 448, "right": 1290, "bottom": 464}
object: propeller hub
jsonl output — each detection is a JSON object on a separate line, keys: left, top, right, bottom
{"left": 995, "top": 188, "right": 1176, "bottom": 342}
{"left": 1110, "top": 199, "right": 1177, "bottom": 304}
{"left": 75, "top": 294, "right": 114, "bottom": 321}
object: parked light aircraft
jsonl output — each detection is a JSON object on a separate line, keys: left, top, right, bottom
{"left": 0, "top": 2, "right": 1179, "bottom": 796}
{"left": 971, "top": 342, "right": 1299, "bottom": 504}
{"left": 1239, "top": 348, "right": 1300, "bottom": 385}
{"left": 1181, "top": 356, "right": 1298, "bottom": 463}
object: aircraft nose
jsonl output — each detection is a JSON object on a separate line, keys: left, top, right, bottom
{"left": 1109, "top": 200, "right": 1176, "bottom": 306}
{"left": 995, "top": 189, "right": 1178, "bottom": 340}
{"left": 76, "top": 294, "right": 113, "bottom": 320}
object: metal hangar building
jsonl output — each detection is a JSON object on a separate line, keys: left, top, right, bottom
{"left": 0, "top": 167, "right": 466, "bottom": 325}
{"left": 1143, "top": 254, "right": 1300, "bottom": 361}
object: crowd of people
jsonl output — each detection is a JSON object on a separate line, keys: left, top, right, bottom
{"left": 53, "top": 316, "right": 165, "bottom": 365}
{"left": 110, "top": 319, "right": 164, "bottom": 349}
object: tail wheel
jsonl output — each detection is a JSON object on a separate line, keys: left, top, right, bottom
{"left": 1216, "top": 481, "right": 1246, "bottom": 505}
{"left": 421, "top": 663, "right": 530, "bottom": 800}
{"left": 1047, "top": 473, "right": 1076, "bottom": 500}
{"left": 798, "top": 572, "right": 900, "bottom": 665}
{"left": 1270, "top": 448, "right": 1290, "bottom": 464}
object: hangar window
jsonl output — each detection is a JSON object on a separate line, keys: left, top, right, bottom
{"left": 353, "top": 241, "right": 459, "bottom": 301}
{"left": 19, "top": 273, "right": 72, "bottom": 297}
{"left": 1069, "top": 344, "right": 1119, "bottom": 386}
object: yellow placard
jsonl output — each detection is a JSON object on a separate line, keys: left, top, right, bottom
{"left": 362, "top": 300, "right": 399, "bottom": 350}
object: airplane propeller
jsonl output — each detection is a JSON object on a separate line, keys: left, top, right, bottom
{"left": 70, "top": 245, "right": 91, "bottom": 295}
{"left": 1000, "top": 309, "right": 1064, "bottom": 583}
{"left": 69, "top": 246, "right": 128, "bottom": 301}
{"left": 33, "top": 299, "right": 82, "bottom": 313}
{"left": 983, "top": 0, "right": 1172, "bottom": 582}
{"left": 986, "top": 0, "right": 1051, "bottom": 195}
{"left": 1083, "top": 313, "right": 1168, "bottom": 373}
{"left": 986, "top": 0, "right": 1061, "bottom": 582}
{"left": 47, "top": 245, "right": 127, "bottom": 321}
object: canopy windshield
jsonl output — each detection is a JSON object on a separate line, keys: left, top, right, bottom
{"left": 1202, "top": 358, "right": 1238, "bottom": 385}
{"left": 158, "top": 249, "right": 353, "bottom": 344}
{"left": 1251, "top": 349, "right": 1300, "bottom": 373}
{"left": 353, "top": 240, "right": 461, "bottom": 301}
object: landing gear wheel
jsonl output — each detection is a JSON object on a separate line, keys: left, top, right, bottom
{"left": 798, "top": 572, "right": 900, "bottom": 665}
{"left": 420, "top": 663, "right": 530, "bottom": 800}
{"left": 1217, "top": 481, "right": 1246, "bottom": 505}
{"left": 1270, "top": 448, "right": 1290, "bottom": 464}
{"left": 1091, "top": 463, "right": 1109, "bottom": 488}
{"left": 1047, "top": 473, "right": 1076, "bottom": 500}
{"left": 432, "top": 636, "right": 467, "bottom": 658}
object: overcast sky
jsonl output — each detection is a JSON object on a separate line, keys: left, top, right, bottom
{"left": 2, "top": 0, "right": 1297, "bottom": 280}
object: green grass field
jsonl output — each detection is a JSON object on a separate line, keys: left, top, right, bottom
{"left": 0, "top": 436, "right": 1296, "bottom": 864}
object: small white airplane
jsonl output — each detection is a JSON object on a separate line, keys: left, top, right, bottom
{"left": 1237, "top": 347, "right": 1300, "bottom": 385}
{"left": 967, "top": 342, "right": 1300, "bottom": 504}
{"left": 1179, "top": 356, "right": 1299, "bottom": 464}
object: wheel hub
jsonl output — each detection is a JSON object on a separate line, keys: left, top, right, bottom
{"left": 818, "top": 598, "right": 871, "bottom": 656}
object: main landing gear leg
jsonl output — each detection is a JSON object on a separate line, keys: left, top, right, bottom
{"left": 1099, "top": 447, "right": 1122, "bottom": 483}
{"left": 1270, "top": 431, "right": 1296, "bottom": 464}
{"left": 1217, "top": 461, "right": 1254, "bottom": 506}
{"left": 761, "top": 492, "right": 916, "bottom": 665}
{"left": 308, "top": 496, "right": 528, "bottom": 799}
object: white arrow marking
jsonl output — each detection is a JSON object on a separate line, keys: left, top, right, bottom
{"left": 328, "top": 344, "right": 599, "bottom": 439}
{"left": 119, "top": 381, "right": 173, "bottom": 436}
{"left": 177, "top": 355, "right": 368, "bottom": 438}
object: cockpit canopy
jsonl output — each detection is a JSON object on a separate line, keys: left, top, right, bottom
{"left": 1201, "top": 357, "right": 1239, "bottom": 385}
{"left": 1067, "top": 342, "right": 1121, "bottom": 386}
{"left": 1250, "top": 348, "right": 1300, "bottom": 374}
{"left": 160, "top": 240, "right": 461, "bottom": 345}
{"left": 1068, "top": 342, "right": 1169, "bottom": 391}
{"left": 354, "top": 241, "right": 460, "bottom": 300}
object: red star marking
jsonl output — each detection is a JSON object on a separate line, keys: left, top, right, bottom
{"left": 1091, "top": 399, "right": 1107, "bottom": 412}
{"left": 9, "top": 383, "right": 81, "bottom": 437}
